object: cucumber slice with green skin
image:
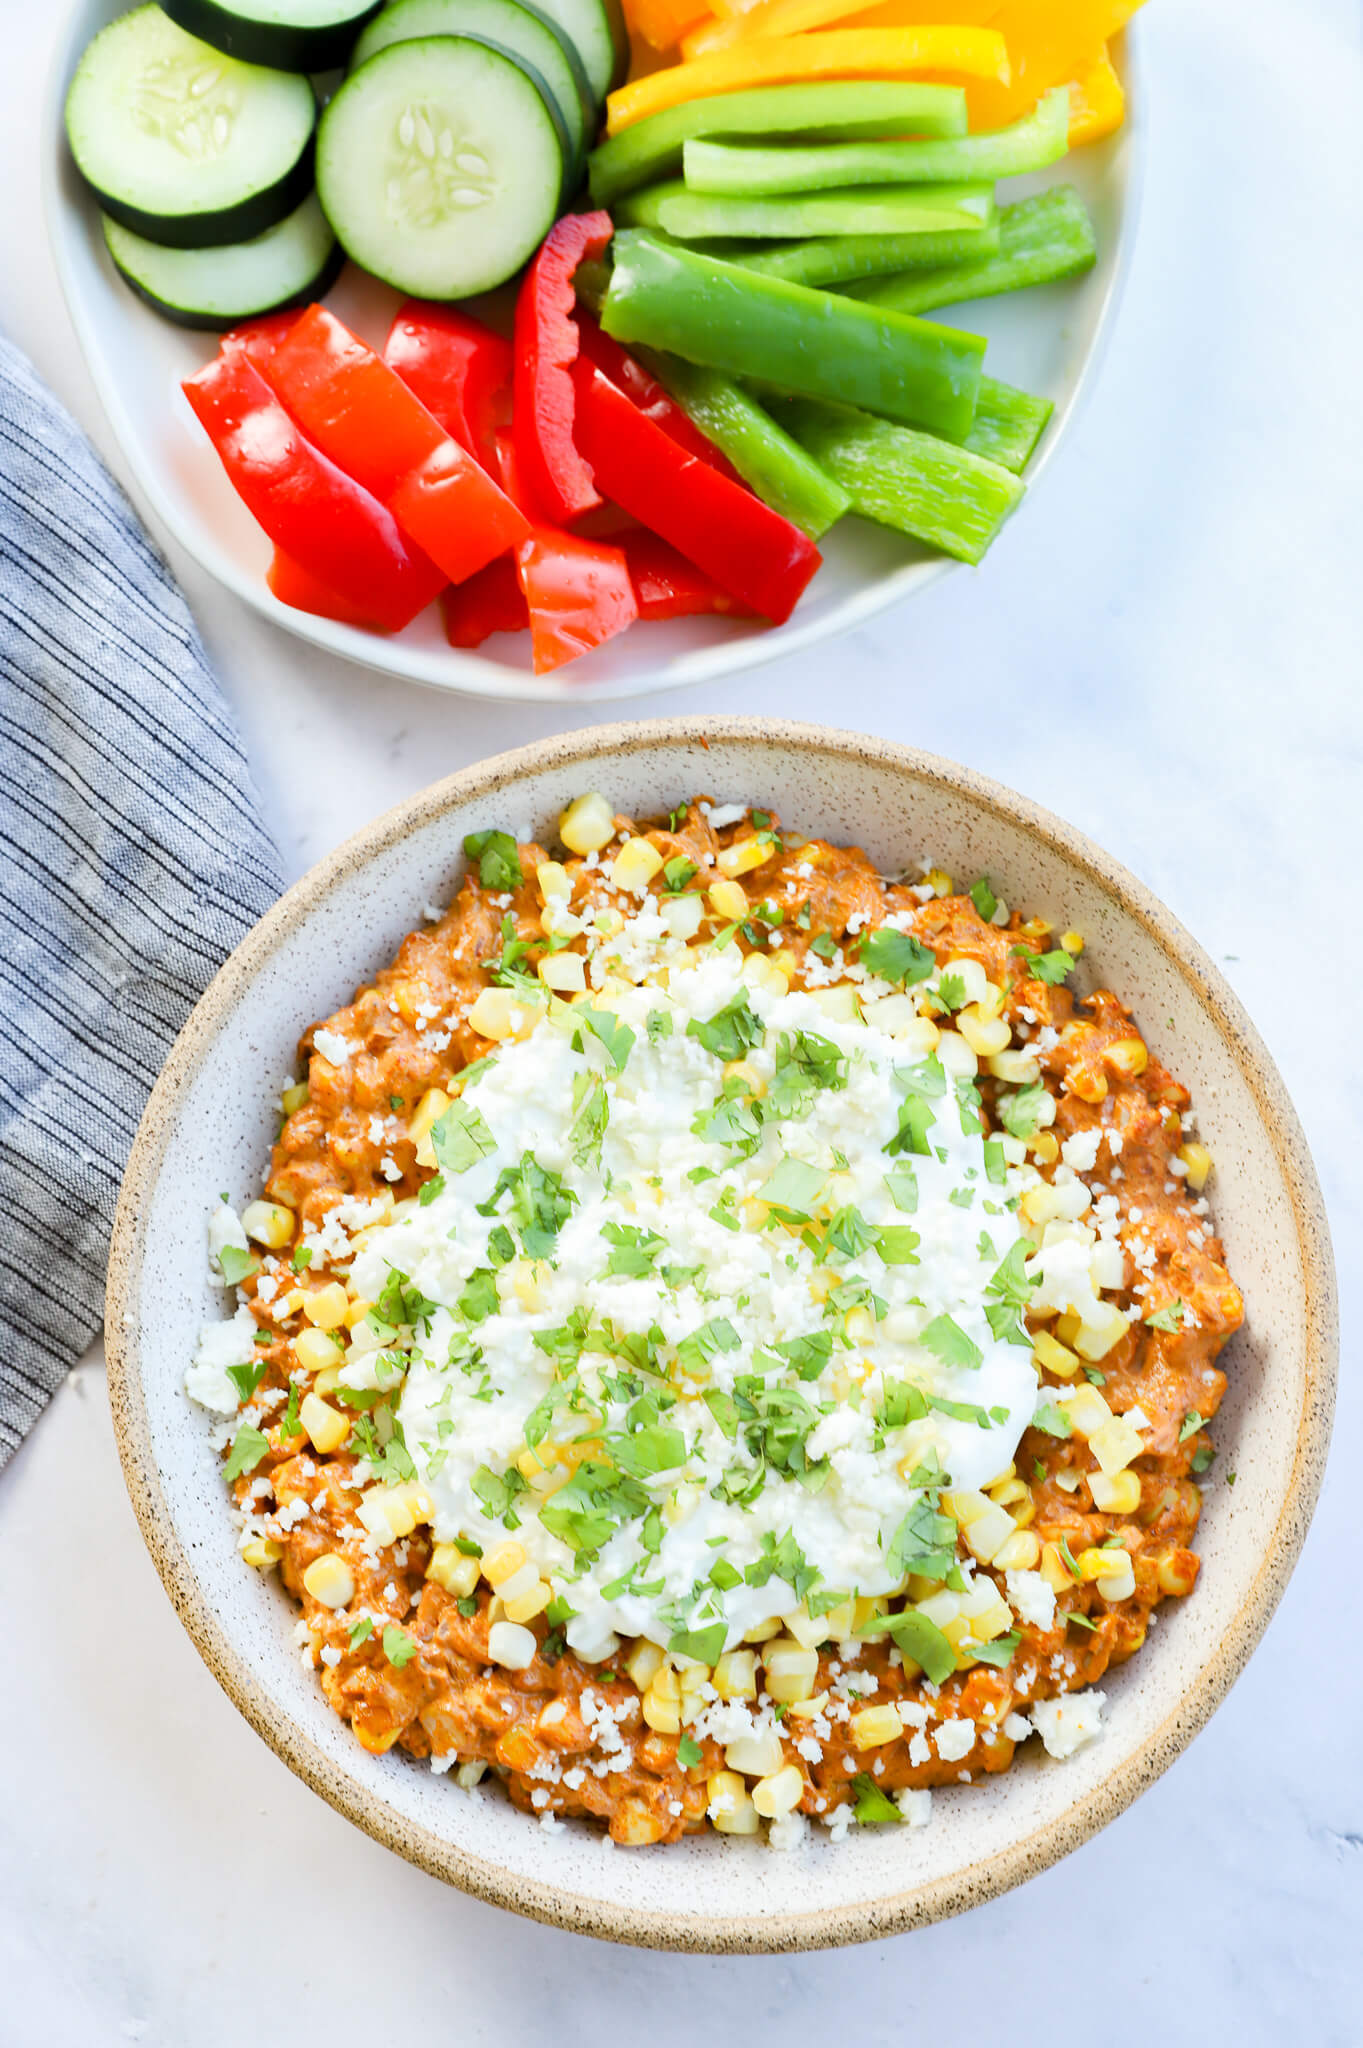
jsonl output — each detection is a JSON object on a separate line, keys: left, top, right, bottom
{"left": 351, "top": 0, "right": 594, "bottom": 192}
{"left": 533, "top": 0, "right": 624, "bottom": 102}
{"left": 65, "top": 6, "right": 317, "bottom": 249}
{"left": 317, "top": 36, "right": 565, "bottom": 298}
{"left": 102, "top": 191, "right": 342, "bottom": 327}
{"left": 158, "top": 0, "right": 384, "bottom": 73}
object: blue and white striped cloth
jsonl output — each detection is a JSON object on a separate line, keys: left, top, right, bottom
{"left": 0, "top": 335, "right": 283, "bottom": 1468}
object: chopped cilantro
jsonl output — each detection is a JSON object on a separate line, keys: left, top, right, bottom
{"left": 663, "top": 856, "right": 698, "bottom": 892}
{"left": 225, "top": 1357, "right": 265, "bottom": 1403}
{"left": 984, "top": 1240, "right": 1035, "bottom": 1347}
{"left": 575, "top": 1005, "right": 635, "bottom": 1074}
{"left": 968, "top": 877, "right": 998, "bottom": 922}
{"left": 1178, "top": 1408, "right": 1205, "bottom": 1442}
{"left": 1031, "top": 1402, "right": 1073, "bottom": 1438}
{"left": 919, "top": 1313, "right": 983, "bottom": 1372}
{"left": 463, "top": 829, "right": 523, "bottom": 891}
{"left": 568, "top": 1070, "right": 609, "bottom": 1170}
{"left": 851, "top": 1773, "right": 902, "bottom": 1825}
{"left": 290, "top": 1245, "right": 313, "bottom": 1273}
{"left": 969, "top": 1632, "right": 1020, "bottom": 1668}
{"left": 601, "top": 1221, "right": 666, "bottom": 1278}
{"left": 875, "top": 1225, "right": 921, "bottom": 1265}
{"left": 1147, "top": 1299, "right": 1188, "bottom": 1333}
{"left": 218, "top": 1244, "right": 259, "bottom": 1288}
{"left": 222, "top": 1424, "right": 268, "bottom": 1481}
{"left": 687, "top": 995, "right": 762, "bottom": 1063}
{"left": 858, "top": 927, "right": 935, "bottom": 987}
{"left": 432, "top": 1100, "right": 496, "bottom": 1173}
{"left": 382, "top": 1624, "right": 417, "bottom": 1669}
{"left": 758, "top": 1158, "right": 826, "bottom": 1220}
{"left": 998, "top": 1082, "right": 1047, "bottom": 1140}
{"left": 677, "top": 1733, "right": 704, "bottom": 1768}
{"left": 348, "top": 1616, "right": 374, "bottom": 1648}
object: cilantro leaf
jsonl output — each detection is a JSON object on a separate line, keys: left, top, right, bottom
{"left": 860, "top": 1607, "right": 956, "bottom": 1684}
{"left": 997, "top": 1082, "right": 1047, "bottom": 1141}
{"left": 851, "top": 1773, "right": 903, "bottom": 1825}
{"left": 968, "top": 1632, "right": 1020, "bottom": 1668}
{"left": 968, "top": 877, "right": 998, "bottom": 922}
{"left": 919, "top": 1313, "right": 983, "bottom": 1372}
{"left": 601, "top": 1221, "right": 667, "bottom": 1278}
{"left": 758, "top": 1158, "right": 826, "bottom": 1220}
{"left": 1178, "top": 1408, "right": 1205, "bottom": 1442}
{"left": 677, "top": 1733, "right": 704, "bottom": 1768}
{"left": 222, "top": 1424, "right": 268, "bottom": 1482}
{"left": 687, "top": 995, "right": 763, "bottom": 1063}
{"left": 858, "top": 927, "right": 936, "bottom": 987}
{"left": 218, "top": 1244, "right": 259, "bottom": 1288}
{"left": 1012, "top": 945, "right": 1076, "bottom": 986}
{"left": 463, "top": 829, "right": 523, "bottom": 892}
{"left": 663, "top": 856, "right": 698, "bottom": 893}
{"left": 382, "top": 1624, "right": 417, "bottom": 1669}
{"left": 1031, "top": 1402, "right": 1073, "bottom": 1438}
{"left": 576, "top": 1005, "right": 635, "bottom": 1074}
{"left": 225, "top": 1357, "right": 266, "bottom": 1403}
{"left": 432, "top": 1100, "right": 497, "bottom": 1173}
{"left": 669, "top": 1622, "right": 727, "bottom": 1666}
{"left": 984, "top": 1240, "right": 1035, "bottom": 1346}
{"left": 1146, "top": 1299, "right": 1187, "bottom": 1333}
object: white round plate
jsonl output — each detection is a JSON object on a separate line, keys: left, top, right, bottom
{"left": 44, "top": 8, "right": 1142, "bottom": 702}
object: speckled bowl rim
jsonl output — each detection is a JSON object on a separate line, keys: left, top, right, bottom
{"left": 105, "top": 718, "right": 1337, "bottom": 1950}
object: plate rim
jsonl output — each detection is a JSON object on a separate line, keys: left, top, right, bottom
{"left": 42, "top": 16, "right": 1144, "bottom": 705}
{"left": 103, "top": 714, "right": 1338, "bottom": 1951}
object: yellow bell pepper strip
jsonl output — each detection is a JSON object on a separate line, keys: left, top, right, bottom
{"left": 842, "top": 184, "right": 1095, "bottom": 314}
{"left": 636, "top": 350, "right": 851, "bottom": 534}
{"left": 601, "top": 228, "right": 985, "bottom": 438}
{"left": 589, "top": 78, "right": 966, "bottom": 205}
{"left": 1066, "top": 44, "right": 1124, "bottom": 145}
{"left": 604, "top": 26, "right": 1010, "bottom": 134}
{"left": 961, "top": 0, "right": 1141, "bottom": 131}
{"left": 618, "top": 178, "right": 996, "bottom": 239}
{"left": 771, "top": 393, "right": 1023, "bottom": 562}
{"left": 681, "top": 85, "right": 1068, "bottom": 194}
{"left": 737, "top": 218, "right": 1000, "bottom": 286}
{"left": 626, "top": 0, "right": 713, "bottom": 51}
{"left": 682, "top": 0, "right": 996, "bottom": 60}
{"left": 959, "top": 374, "right": 1052, "bottom": 472}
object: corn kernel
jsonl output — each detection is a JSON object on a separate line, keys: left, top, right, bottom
{"left": 505, "top": 1580, "right": 552, "bottom": 1625}
{"left": 717, "top": 836, "right": 775, "bottom": 878}
{"left": 722, "top": 1057, "right": 767, "bottom": 1098}
{"left": 1106, "top": 1037, "right": 1149, "bottom": 1079}
{"left": 1157, "top": 1551, "right": 1198, "bottom": 1598}
{"left": 1060, "top": 930, "right": 1084, "bottom": 956}
{"left": 1075, "top": 1546, "right": 1118, "bottom": 1583}
{"left": 303, "top": 1552, "right": 354, "bottom": 1608}
{"left": 487, "top": 1620, "right": 538, "bottom": 1670}
{"left": 1097, "top": 1552, "right": 1136, "bottom": 1602}
{"left": 1067, "top": 1067, "right": 1108, "bottom": 1104}
{"left": 741, "top": 1616, "right": 783, "bottom": 1644}
{"left": 850, "top": 1703, "right": 903, "bottom": 1751}
{"left": 241, "top": 1199, "right": 293, "bottom": 1250}
{"left": 988, "top": 1477, "right": 1029, "bottom": 1509}
{"left": 957, "top": 1007, "right": 1011, "bottom": 1058}
{"left": 1060, "top": 1383, "right": 1113, "bottom": 1436}
{"left": 961, "top": 1500, "right": 1015, "bottom": 1565}
{"left": 709, "top": 1770, "right": 760, "bottom": 1834}
{"left": 1039, "top": 1542, "right": 1077, "bottom": 1593}
{"left": 924, "top": 868, "right": 952, "bottom": 897}
{"left": 483, "top": 1541, "right": 527, "bottom": 1589}
{"left": 712, "top": 1649, "right": 758, "bottom": 1699}
{"left": 782, "top": 1609, "right": 832, "bottom": 1652}
{"left": 741, "top": 952, "right": 789, "bottom": 997}
{"left": 1089, "top": 1415, "right": 1145, "bottom": 1476}
{"left": 752, "top": 1765, "right": 804, "bottom": 1818}
{"left": 625, "top": 1640, "right": 666, "bottom": 1692}
{"left": 610, "top": 837, "right": 664, "bottom": 891}
{"left": 806, "top": 985, "right": 860, "bottom": 1023}
{"left": 240, "top": 1536, "right": 282, "bottom": 1569}
{"left": 426, "top": 1545, "right": 480, "bottom": 1598}
{"left": 988, "top": 1049, "right": 1041, "bottom": 1085}
{"left": 534, "top": 948, "right": 584, "bottom": 995}
{"left": 992, "top": 1528, "right": 1041, "bottom": 1571}
{"left": 408, "top": 1087, "right": 450, "bottom": 1152}
{"left": 1090, "top": 1469, "right": 1142, "bottom": 1515}
{"left": 659, "top": 892, "right": 704, "bottom": 941}
{"left": 343, "top": 1296, "right": 373, "bottom": 1328}
{"left": 537, "top": 859, "right": 571, "bottom": 902}
{"left": 298, "top": 1391, "right": 348, "bottom": 1453}
{"left": 302, "top": 1283, "right": 349, "bottom": 1331}
{"left": 724, "top": 1724, "right": 786, "bottom": 1777}
{"left": 786, "top": 1692, "right": 830, "bottom": 1721}
{"left": 1072, "top": 1303, "right": 1132, "bottom": 1362}
{"left": 763, "top": 1642, "right": 819, "bottom": 1703}
{"left": 643, "top": 1669, "right": 682, "bottom": 1733}
{"left": 1029, "top": 1131, "right": 1061, "bottom": 1165}
{"left": 468, "top": 986, "right": 540, "bottom": 1041}
{"left": 294, "top": 1326, "right": 343, "bottom": 1374}
{"left": 1178, "top": 1142, "right": 1213, "bottom": 1193}
{"left": 559, "top": 792, "right": 616, "bottom": 855}
{"left": 281, "top": 1081, "right": 310, "bottom": 1116}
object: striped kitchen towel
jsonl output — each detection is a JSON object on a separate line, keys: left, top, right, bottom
{"left": 0, "top": 335, "right": 283, "bottom": 1469}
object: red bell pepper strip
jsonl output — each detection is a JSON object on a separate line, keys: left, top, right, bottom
{"left": 383, "top": 303, "right": 513, "bottom": 467}
{"left": 220, "top": 307, "right": 305, "bottom": 369}
{"left": 260, "top": 305, "right": 528, "bottom": 586}
{"left": 267, "top": 549, "right": 396, "bottom": 631}
{"left": 568, "top": 360, "right": 821, "bottom": 623}
{"left": 495, "top": 432, "right": 637, "bottom": 674}
{"left": 182, "top": 350, "right": 445, "bottom": 634}
{"left": 574, "top": 311, "right": 742, "bottom": 482}
{"left": 441, "top": 557, "right": 528, "bottom": 649}
{"left": 513, "top": 210, "right": 614, "bottom": 526}
{"left": 623, "top": 531, "right": 755, "bottom": 621}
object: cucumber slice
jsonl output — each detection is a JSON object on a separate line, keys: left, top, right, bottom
{"left": 65, "top": 6, "right": 317, "bottom": 249}
{"left": 316, "top": 36, "right": 565, "bottom": 297}
{"left": 533, "top": 0, "right": 624, "bottom": 101}
{"left": 103, "top": 191, "right": 342, "bottom": 327}
{"left": 159, "top": 0, "right": 384, "bottom": 72}
{"left": 351, "top": 0, "right": 594, "bottom": 191}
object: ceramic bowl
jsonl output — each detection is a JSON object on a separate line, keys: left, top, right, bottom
{"left": 105, "top": 719, "right": 1336, "bottom": 1949}
{"left": 45, "top": 4, "right": 1142, "bottom": 703}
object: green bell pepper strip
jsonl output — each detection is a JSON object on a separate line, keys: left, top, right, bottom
{"left": 735, "top": 222, "right": 1001, "bottom": 289}
{"left": 962, "top": 376, "right": 1053, "bottom": 475}
{"left": 682, "top": 89, "right": 1071, "bottom": 199}
{"left": 771, "top": 395, "right": 1023, "bottom": 565}
{"left": 601, "top": 230, "right": 985, "bottom": 442}
{"left": 588, "top": 80, "right": 967, "bottom": 206}
{"left": 843, "top": 186, "right": 1097, "bottom": 317}
{"left": 637, "top": 350, "right": 849, "bottom": 537}
{"left": 617, "top": 181, "right": 996, "bottom": 243}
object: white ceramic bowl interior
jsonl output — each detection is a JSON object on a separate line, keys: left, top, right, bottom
{"left": 44, "top": 6, "right": 1142, "bottom": 703}
{"left": 106, "top": 722, "right": 1333, "bottom": 1949}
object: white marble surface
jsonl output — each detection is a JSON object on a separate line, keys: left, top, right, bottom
{"left": 3, "top": 2, "right": 1360, "bottom": 2039}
